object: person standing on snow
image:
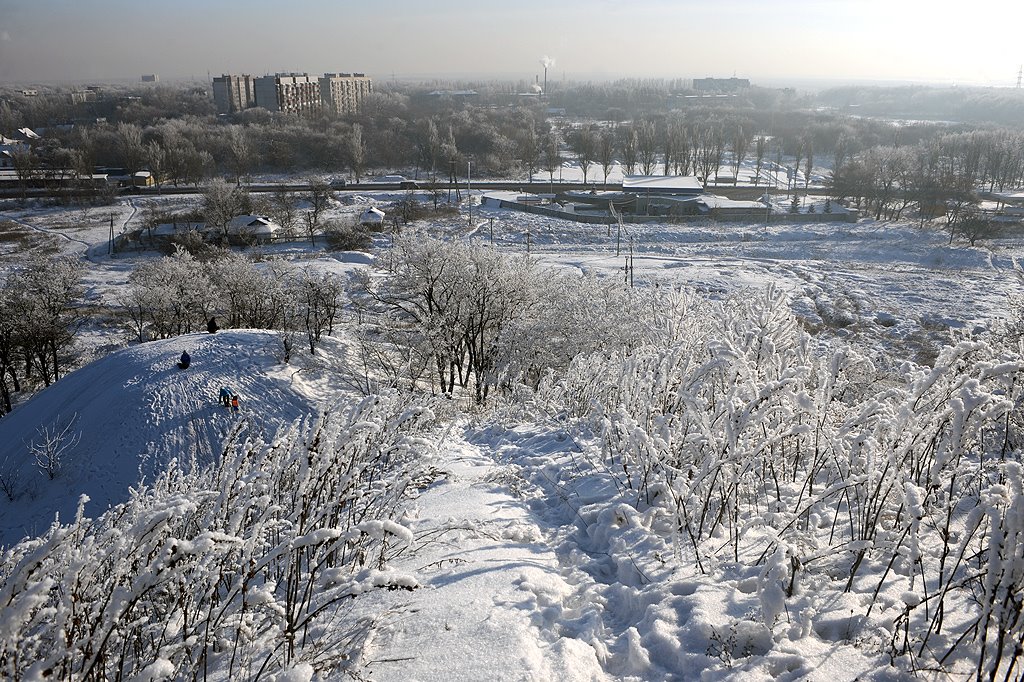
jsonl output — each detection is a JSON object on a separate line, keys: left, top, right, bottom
{"left": 207, "top": 317, "right": 219, "bottom": 334}
{"left": 219, "top": 387, "right": 232, "bottom": 406}
{"left": 231, "top": 394, "right": 239, "bottom": 412}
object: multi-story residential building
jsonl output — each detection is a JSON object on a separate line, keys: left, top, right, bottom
{"left": 212, "top": 74, "right": 256, "bottom": 114}
{"left": 253, "top": 73, "right": 322, "bottom": 116}
{"left": 319, "top": 73, "right": 373, "bottom": 115}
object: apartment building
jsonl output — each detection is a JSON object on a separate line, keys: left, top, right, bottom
{"left": 253, "top": 73, "right": 322, "bottom": 116}
{"left": 212, "top": 74, "right": 256, "bottom": 114}
{"left": 319, "top": 73, "right": 373, "bottom": 115}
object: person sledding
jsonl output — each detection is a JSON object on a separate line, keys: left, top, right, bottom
{"left": 177, "top": 351, "right": 191, "bottom": 369}
{"left": 219, "top": 387, "right": 232, "bottom": 407}
{"left": 207, "top": 317, "right": 219, "bottom": 334}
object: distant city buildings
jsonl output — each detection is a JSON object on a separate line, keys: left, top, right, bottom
{"left": 141, "top": 74, "right": 159, "bottom": 83}
{"left": 693, "top": 77, "right": 750, "bottom": 92}
{"left": 213, "top": 71, "right": 373, "bottom": 116}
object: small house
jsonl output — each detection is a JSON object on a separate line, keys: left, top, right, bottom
{"left": 226, "top": 215, "right": 282, "bottom": 243}
{"left": 132, "top": 171, "right": 154, "bottom": 187}
{"left": 360, "top": 207, "right": 386, "bottom": 227}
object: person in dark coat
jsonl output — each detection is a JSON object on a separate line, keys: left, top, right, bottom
{"left": 219, "top": 387, "right": 232, "bottom": 406}
{"left": 207, "top": 317, "right": 219, "bottom": 334}
{"left": 178, "top": 351, "right": 191, "bottom": 369}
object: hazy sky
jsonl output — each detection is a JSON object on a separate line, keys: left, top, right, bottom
{"left": 1, "top": 0, "right": 1022, "bottom": 86}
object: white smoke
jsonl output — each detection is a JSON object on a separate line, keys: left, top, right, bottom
{"left": 540, "top": 56, "right": 556, "bottom": 70}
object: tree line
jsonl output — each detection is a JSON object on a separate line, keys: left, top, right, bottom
{"left": 0, "top": 257, "right": 82, "bottom": 416}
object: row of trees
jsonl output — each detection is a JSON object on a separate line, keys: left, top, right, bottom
{"left": 12, "top": 101, "right": 548, "bottom": 188}
{"left": 560, "top": 116, "right": 781, "bottom": 186}
{"left": 124, "top": 249, "right": 344, "bottom": 358}
{"left": 0, "top": 257, "right": 83, "bottom": 416}
{"left": 831, "top": 129, "right": 1024, "bottom": 239}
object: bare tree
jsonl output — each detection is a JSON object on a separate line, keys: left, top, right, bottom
{"left": 659, "top": 118, "right": 676, "bottom": 176}
{"left": 802, "top": 136, "right": 814, "bottom": 191}
{"left": 618, "top": 125, "right": 638, "bottom": 176}
{"left": 569, "top": 125, "right": 597, "bottom": 184}
{"left": 203, "top": 179, "right": 251, "bottom": 240}
{"left": 304, "top": 178, "right": 333, "bottom": 246}
{"left": 597, "top": 128, "right": 616, "bottom": 185}
{"left": 116, "top": 122, "right": 145, "bottom": 176}
{"left": 227, "top": 126, "right": 256, "bottom": 186}
{"left": 542, "top": 131, "right": 560, "bottom": 189}
{"left": 30, "top": 414, "right": 81, "bottom": 480}
{"left": 753, "top": 136, "right": 768, "bottom": 187}
{"left": 637, "top": 119, "right": 658, "bottom": 176}
{"left": 268, "top": 187, "right": 299, "bottom": 239}
{"left": 732, "top": 123, "right": 751, "bottom": 186}
{"left": 144, "top": 140, "right": 166, "bottom": 192}
{"left": 348, "top": 123, "right": 366, "bottom": 182}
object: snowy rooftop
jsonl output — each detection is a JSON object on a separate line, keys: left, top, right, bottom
{"left": 622, "top": 175, "right": 703, "bottom": 193}
{"left": 699, "top": 195, "right": 767, "bottom": 209}
{"left": 227, "top": 215, "right": 281, "bottom": 235}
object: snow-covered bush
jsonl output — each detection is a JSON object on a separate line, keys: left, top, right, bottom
{"left": 0, "top": 391, "right": 447, "bottom": 680}
{"left": 533, "top": 284, "right": 1024, "bottom": 677}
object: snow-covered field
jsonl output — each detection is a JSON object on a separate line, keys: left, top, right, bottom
{"left": 1, "top": 190, "right": 1023, "bottom": 680}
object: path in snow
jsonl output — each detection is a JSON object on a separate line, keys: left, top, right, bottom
{"left": 361, "top": 426, "right": 609, "bottom": 682}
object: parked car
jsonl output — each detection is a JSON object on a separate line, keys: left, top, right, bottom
{"left": 399, "top": 180, "right": 419, "bottom": 189}
{"left": 329, "top": 177, "right": 347, "bottom": 189}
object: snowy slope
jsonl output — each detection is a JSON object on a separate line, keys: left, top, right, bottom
{"left": 0, "top": 329, "right": 318, "bottom": 547}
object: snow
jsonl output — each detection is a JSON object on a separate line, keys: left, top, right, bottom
{"left": 0, "top": 329, "right": 318, "bottom": 546}
{"left": 2, "top": 188, "right": 1024, "bottom": 679}
{"left": 359, "top": 430, "right": 608, "bottom": 681}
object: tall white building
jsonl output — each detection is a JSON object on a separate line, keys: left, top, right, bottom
{"left": 319, "top": 73, "right": 373, "bottom": 115}
{"left": 253, "top": 73, "right": 322, "bottom": 116}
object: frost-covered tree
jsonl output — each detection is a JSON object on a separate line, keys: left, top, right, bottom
{"left": 6, "top": 256, "right": 83, "bottom": 387}
{"left": 358, "top": 233, "right": 534, "bottom": 403}
{"left": 126, "top": 247, "right": 216, "bottom": 338}
{"left": 202, "top": 179, "right": 251, "bottom": 240}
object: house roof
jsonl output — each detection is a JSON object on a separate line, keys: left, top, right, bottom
{"left": 360, "top": 207, "right": 386, "bottom": 222}
{"left": 699, "top": 195, "right": 766, "bottom": 210}
{"left": 622, "top": 175, "right": 703, "bottom": 193}
{"left": 227, "top": 215, "right": 281, "bottom": 235}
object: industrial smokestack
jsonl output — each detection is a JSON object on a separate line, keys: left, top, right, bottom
{"left": 540, "top": 56, "right": 555, "bottom": 95}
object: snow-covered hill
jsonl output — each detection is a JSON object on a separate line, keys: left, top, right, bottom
{"left": 0, "top": 329, "right": 318, "bottom": 546}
